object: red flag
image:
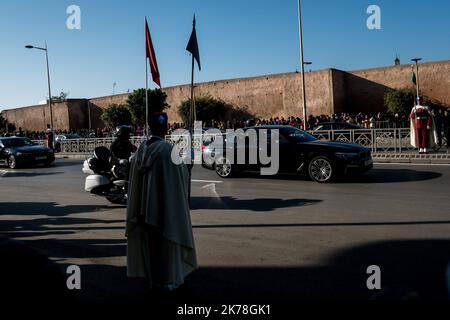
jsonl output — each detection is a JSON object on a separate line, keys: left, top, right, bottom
{"left": 145, "top": 18, "right": 160, "bottom": 87}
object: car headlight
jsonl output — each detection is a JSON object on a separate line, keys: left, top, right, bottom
{"left": 16, "top": 152, "right": 22, "bottom": 156}
{"left": 335, "top": 152, "right": 358, "bottom": 159}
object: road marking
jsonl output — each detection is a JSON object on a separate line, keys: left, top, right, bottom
{"left": 192, "top": 179, "right": 223, "bottom": 183}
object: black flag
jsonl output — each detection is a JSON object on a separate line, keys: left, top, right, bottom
{"left": 186, "top": 15, "right": 201, "bottom": 71}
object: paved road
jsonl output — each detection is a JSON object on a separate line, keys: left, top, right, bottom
{"left": 1, "top": 160, "right": 450, "bottom": 301}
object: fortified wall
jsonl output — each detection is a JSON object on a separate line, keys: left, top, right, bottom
{"left": 3, "top": 60, "right": 450, "bottom": 131}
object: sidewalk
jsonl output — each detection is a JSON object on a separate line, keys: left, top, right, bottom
{"left": 373, "top": 152, "right": 450, "bottom": 164}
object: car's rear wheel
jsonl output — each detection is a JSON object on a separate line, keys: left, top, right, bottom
{"left": 7, "top": 155, "right": 17, "bottom": 169}
{"left": 308, "top": 156, "right": 334, "bottom": 183}
{"left": 215, "top": 157, "right": 233, "bottom": 178}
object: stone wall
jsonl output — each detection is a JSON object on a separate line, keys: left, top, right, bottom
{"left": 162, "top": 70, "right": 334, "bottom": 123}
{"left": 2, "top": 102, "right": 70, "bottom": 131}
{"left": 3, "top": 60, "right": 450, "bottom": 131}
{"left": 347, "top": 60, "right": 450, "bottom": 112}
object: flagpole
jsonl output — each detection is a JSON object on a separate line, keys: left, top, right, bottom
{"left": 190, "top": 54, "right": 195, "bottom": 128}
{"left": 298, "top": 0, "right": 307, "bottom": 130}
{"left": 145, "top": 18, "right": 149, "bottom": 139}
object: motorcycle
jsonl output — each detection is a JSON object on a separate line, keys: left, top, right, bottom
{"left": 82, "top": 146, "right": 129, "bottom": 205}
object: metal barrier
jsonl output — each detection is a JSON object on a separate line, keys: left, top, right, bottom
{"left": 310, "top": 128, "right": 415, "bottom": 153}
{"left": 33, "top": 137, "right": 145, "bottom": 153}
{"left": 33, "top": 128, "right": 447, "bottom": 154}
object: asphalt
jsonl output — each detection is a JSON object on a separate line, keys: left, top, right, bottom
{"left": 0, "top": 159, "right": 450, "bottom": 303}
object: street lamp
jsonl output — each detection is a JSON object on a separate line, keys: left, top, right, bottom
{"left": 25, "top": 42, "right": 53, "bottom": 129}
{"left": 411, "top": 58, "right": 422, "bottom": 103}
{"left": 304, "top": 61, "right": 312, "bottom": 72}
{"left": 298, "top": 0, "right": 308, "bottom": 130}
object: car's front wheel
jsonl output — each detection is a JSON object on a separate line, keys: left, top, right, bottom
{"left": 308, "top": 156, "right": 334, "bottom": 183}
{"left": 215, "top": 157, "right": 233, "bottom": 178}
{"left": 7, "top": 155, "right": 17, "bottom": 169}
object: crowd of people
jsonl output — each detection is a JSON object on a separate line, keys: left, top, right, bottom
{"left": 170, "top": 112, "right": 410, "bottom": 132}
{"left": 3, "top": 110, "right": 450, "bottom": 146}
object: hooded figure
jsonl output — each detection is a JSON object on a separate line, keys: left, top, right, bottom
{"left": 126, "top": 113, "right": 197, "bottom": 290}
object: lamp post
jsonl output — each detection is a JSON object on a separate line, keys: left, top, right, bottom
{"left": 298, "top": 0, "right": 308, "bottom": 130}
{"left": 304, "top": 61, "right": 312, "bottom": 72}
{"left": 411, "top": 58, "right": 422, "bottom": 103}
{"left": 25, "top": 42, "right": 53, "bottom": 129}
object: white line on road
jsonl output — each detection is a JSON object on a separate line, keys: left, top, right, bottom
{"left": 192, "top": 179, "right": 223, "bottom": 183}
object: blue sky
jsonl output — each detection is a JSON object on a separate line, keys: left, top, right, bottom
{"left": 1, "top": 0, "right": 449, "bottom": 110}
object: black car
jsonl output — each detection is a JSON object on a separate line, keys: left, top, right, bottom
{"left": 202, "top": 125, "right": 373, "bottom": 183}
{"left": 310, "top": 122, "right": 362, "bottom": 131}
{"left": 0, "top": 137, "right": 55, "bottom": 169}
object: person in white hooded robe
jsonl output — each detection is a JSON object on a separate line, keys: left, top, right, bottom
{"left": 126, "top": 112, "right": 197, "bottom": 291}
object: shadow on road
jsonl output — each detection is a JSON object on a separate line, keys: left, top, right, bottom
{"left": 201, "top": 168, "right": 443, "bottom": 184}
{"left": 0, "top": 202, "right": 115, "bottom": 216}
{"left": 342, "top": 168, "right": 443, "bottom": 184}
{"left": 112, "top": 239, "right": 450, "bottom": 301}
{"left": 1, "top": 228, "right": 449, "bottom": 302}
{"left": 190, "top": 196, "right": 322, "bottom": 211}
{"left": 5, "top": 239, "right": 444, "bottom": 302}
{"left": 0, "top": 171, "right": 64, "bottom": 178}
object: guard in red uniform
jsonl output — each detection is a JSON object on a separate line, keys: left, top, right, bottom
{"left": 45, "top": 124, "right": 54, "bottom": 150}
{"left": 410, "top": 97, "right": 437, "bottom": 154}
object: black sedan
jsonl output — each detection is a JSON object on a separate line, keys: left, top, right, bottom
{"left": 202, "top": 125, "right": 373, "bottom": 183}
{"left": 0, "top": 137, "right": 55, "bottom": 169}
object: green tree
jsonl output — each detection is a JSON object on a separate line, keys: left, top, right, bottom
{"left": 51, "top": 91, "right": 69, "bottom": 102}
{"left": 384, "top": 89, "right": 416, "bottom": 115}
{"left": 101, "top": 104, "right": 132, "bottom": 128}
{"left": 178, "top": 96, "right": 235, "bottom": 124}
{"left": 126, "top": 88, "right": 169, "bottom": 126}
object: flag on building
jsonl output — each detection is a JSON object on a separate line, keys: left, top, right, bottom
{"left": 145, "top": 18, "right": 161, "bottom": 87}
{"left": 186, "top": 15, "right": 201, "bottom": 71}
{"left": 411, "top": 72, "right": 417, "bottom": 85}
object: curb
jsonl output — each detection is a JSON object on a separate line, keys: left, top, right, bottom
{"left": 56, "top": 154, "right": 90, "bottom": 159}
{"left": 373, "top": 153, "right": 450, "bottom": 164}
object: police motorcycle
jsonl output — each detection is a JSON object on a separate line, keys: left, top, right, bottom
{"left": 82, "top": 146, "right": 130, "bottom": 205}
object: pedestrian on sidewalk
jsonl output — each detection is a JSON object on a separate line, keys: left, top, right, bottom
{"left": 126, "top": 112, "right": 197, "bottom": 293}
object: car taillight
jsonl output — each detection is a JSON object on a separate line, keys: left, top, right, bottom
{"left": 202, "top": 145, "right": 207, "bottom": 152}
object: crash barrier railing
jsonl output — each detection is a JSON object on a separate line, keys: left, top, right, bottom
{"left": 32, "top": 128, "right": 448, "bottom": 154}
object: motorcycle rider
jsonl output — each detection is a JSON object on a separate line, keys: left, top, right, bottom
{"left": 110, "top": 125, "right": 136, "bottom": 164}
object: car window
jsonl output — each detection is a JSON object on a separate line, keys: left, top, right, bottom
{"left": 1, "top": 138, "right": 34, "bottom": 148}
{"left": 320, "top": 124, "right": 332, "bottom": 130}
{"left": 281, "top": 128, "right": 317, "bottom": 143}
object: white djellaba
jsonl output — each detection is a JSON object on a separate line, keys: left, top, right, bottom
{"left": 126, "top": 137, "right": 197, "bottom": 291}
